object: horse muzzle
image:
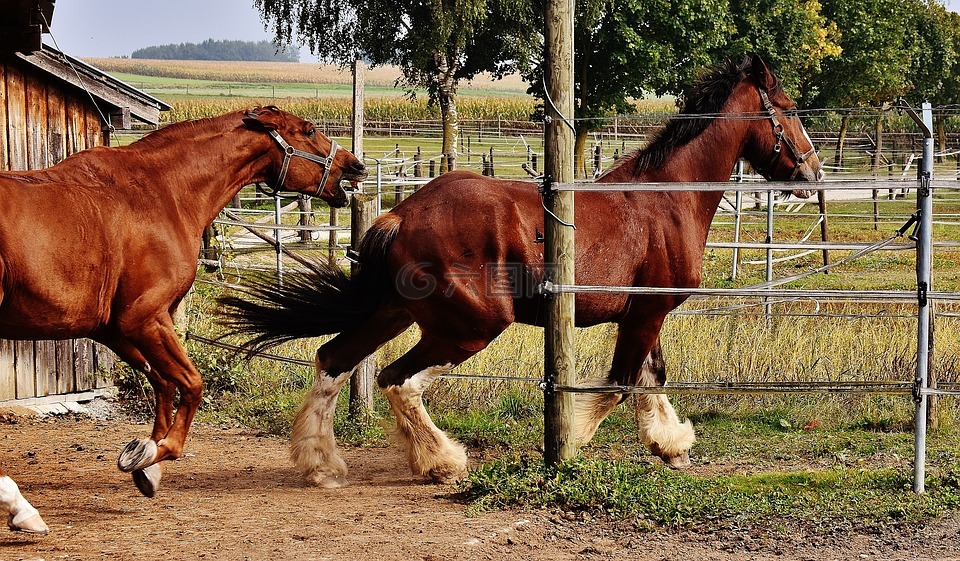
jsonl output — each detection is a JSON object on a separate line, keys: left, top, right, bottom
{"left": 326, "top": 186, "right": 350, "bottom": 208}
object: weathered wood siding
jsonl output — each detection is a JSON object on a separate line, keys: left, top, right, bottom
{"left": 0, "top": 53, "right": 115, "bottom": 402}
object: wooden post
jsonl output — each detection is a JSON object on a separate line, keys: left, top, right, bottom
{"left": 200, "top": 224, "right": 218, "bottom": 272}
{"left": 414, "top": 148, "right": 423, "bottom": 179}
{"left": 347, "top": 58, "right": 376, "bottom": 417}
{"left": 350, "top": 193, "right": 377, "bottom": 415}
{"left": 543, "top": 0, "right": 577, "bottom": 466}
{"left": 489, "top": 147, "right": 495, "bottom": 177}
{"left": 298, "top": 195, "right": 313, "bottom": 243}
{"left": 352, "top": 59, "right": 364, "bottom": 160}
{"left": 328, "top": 207, "right": 339, "bottom": 263}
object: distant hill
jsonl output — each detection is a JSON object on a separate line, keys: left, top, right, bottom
{"left": 131, "top": 39, "right": 299, "bottom": 62}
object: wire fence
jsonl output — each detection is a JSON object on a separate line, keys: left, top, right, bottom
{"left": 171, "top": 111, "right": 960, "bottom": 401}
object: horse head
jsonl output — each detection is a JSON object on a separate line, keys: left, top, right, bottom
{"left": 242, "top": 106, "right": 367, "bottom": 207}
{"left": 740, "top": 55, "right": 823, "bottom": 198}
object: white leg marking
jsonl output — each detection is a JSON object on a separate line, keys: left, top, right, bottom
{"left": 290, "top": 365, "right": 352, "bottom": 488}
{"left": 382, "top": 366, "right": 467, "bottom": 483}
{"left": 573, "top": 377, "right": 622, "bottom": 445}
{"left": 0, "top": 476, "right": 48, "bottom": 533}
{"left": 635, "top": 394, "right": 695, "bottom": 463}
{"left": 575, "top": 374, "right": 695, "bottom": 464}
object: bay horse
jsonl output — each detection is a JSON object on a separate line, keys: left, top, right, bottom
{"left": 221, "top": 55, "right": 823, "bottom": 487}
{"left": 0, "top": 106, "right": 366, "bottom": 501}
{"left": 0, "top": 467, "right": 47, "bottom": 533}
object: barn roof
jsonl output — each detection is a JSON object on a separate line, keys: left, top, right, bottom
{"left": 14, "top": 44, "right": 172, "bottom": 126}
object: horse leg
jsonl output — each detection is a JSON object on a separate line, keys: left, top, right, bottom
{"left": 576, "top": 330, "right": 695, "bottom": 467}
{"left": 0, "top": 470, "right": 47, "bottom": 534}
{"left": 98, "top": 333, "right": 173, "bottom": 497}
{"left": 377, "top": 333, "right": 493, "bottom": 483}
{"left": 291, "top": 310, "right": 413, "bottom": 487}
{"left": 116, "top": 315, "right": 203, "bottom": 497}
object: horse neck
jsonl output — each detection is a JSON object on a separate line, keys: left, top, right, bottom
{"left": 602, "top": 97, "right": 753, "bottom": 236}
{"left": 123, "top": 121, "right": 271, "bottom": 229}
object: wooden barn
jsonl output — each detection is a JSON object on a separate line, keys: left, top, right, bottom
{"left": 1, "top": 0, "right": 171, "bottom": 408}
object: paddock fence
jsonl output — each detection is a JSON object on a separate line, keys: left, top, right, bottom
{"left": 170, "top": 104, "right": 960, "bottom": 495}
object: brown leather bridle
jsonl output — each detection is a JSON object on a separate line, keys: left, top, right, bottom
{"left": 756, "top": 87, "right": 817, "bottom": 180}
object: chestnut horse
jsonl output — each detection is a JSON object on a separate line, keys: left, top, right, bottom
{"left": 0, "top": 106, "right": 366, "bottom": 502}
{"left": 222, "top": 56, "right": 822, "bottom": 486}
{"left": 0, "top": 467, "right": 46, "bottom": 533}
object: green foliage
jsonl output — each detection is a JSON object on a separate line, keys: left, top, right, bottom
{"left": 255, "top": 0, "right": 539, "bottom": 162}
{"left": 808, "top": 0, "right": 916, "bottom": 107}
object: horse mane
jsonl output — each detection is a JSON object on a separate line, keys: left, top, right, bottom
{"left": 129, "top": 111, "right": 241, "bottom": 149}
{"left": 605, "top": 57, "right": 781, "bottom": 178}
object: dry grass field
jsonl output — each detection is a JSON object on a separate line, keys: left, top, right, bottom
{"left": 84, "top": 57, "right": 530, "bottom": 92}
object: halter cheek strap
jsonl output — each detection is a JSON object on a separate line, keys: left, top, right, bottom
{"left": 758, "top": 88, "right": 816, "bottom": 180}
{"left": 267, "top": 129, "right": 339, "bottom": 195}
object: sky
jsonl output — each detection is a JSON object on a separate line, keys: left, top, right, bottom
{"left": 46, "top": 0, "right": 316, "bottom": 60}
{"left": 46, "top": 0, "right": 960, "bottom": 60}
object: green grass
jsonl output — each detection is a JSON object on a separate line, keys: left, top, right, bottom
{"left": 460, "top": 413, "right": 960, "bottom": 531}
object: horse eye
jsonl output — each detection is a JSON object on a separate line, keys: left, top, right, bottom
{"left": 306, "top": 128, "right": 316, "bottom": 137}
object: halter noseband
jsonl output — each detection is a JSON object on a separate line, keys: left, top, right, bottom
{"left": 757, "top": 88, "right": 816, "bottom": 180}
{"left": 264, "top": 129, "right": 340, "bottom": 196}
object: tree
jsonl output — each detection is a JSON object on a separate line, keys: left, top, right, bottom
{"left": 903, "top": 1, "right": 960, "bottom": 157}
{"left": 811, "top": 0, "right": 918, "bottom": 168}
{"left": 256, "top": 0, "right": 538, "bottom": 171}
{"left": 724, "top": 0, "right": 840, "bottom": 102}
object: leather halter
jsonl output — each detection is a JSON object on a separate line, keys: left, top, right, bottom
{"left": 264, "top": 129, "right": 340, "bottom": 196}
{"left": 757, "top": 88, "right": 816, "bottom": 180}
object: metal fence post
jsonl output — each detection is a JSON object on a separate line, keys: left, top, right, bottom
{"left": 913, "top": 101, "right": 934, "bottom": 494}
{"left": 731, "top": 159, "right": 744, "bottom": 280}
{"left": 765, "top": 187, "right": 774, "bottom": 324}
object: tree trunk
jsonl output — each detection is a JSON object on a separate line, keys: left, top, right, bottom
{"left": 872, "top": 112, "right": 884, "bottom": 174}
{"left": 436, "top": 56, "right": 458, "bottom": 174}
{"left": 574, "top": 128, "right": 589, "bottom": 179}
{"left": 835, "top": 113, "right": 849, "bottom": 169}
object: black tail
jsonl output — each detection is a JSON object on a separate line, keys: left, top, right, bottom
{"left": 217, "top": 214, "right": 401, "bottom": 353}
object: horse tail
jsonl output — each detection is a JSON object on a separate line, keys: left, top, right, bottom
{"left": 218, "top": 213, "right": 402, "bottom": 354}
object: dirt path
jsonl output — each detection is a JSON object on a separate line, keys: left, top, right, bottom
{"left": 2, "top": 414, "right": 960, "bottom": 561}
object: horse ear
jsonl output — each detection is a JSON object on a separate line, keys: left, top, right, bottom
{"left": 750, "top": 54, "right": 776, "bottom": 90}
{"left": 242, "top": 107, "right": 280, "bottom": 131}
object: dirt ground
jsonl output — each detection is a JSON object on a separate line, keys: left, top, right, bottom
{"left": 3, "top": 410, "right": 960, "bottom": 561}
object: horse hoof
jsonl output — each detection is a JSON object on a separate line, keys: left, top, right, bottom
{"left": 118, "top": 438, "right": 158, "bottom": 473}
{"left": 425, "top": 461, "right": 469, "bottom": 484}
{"left": 661, "top": 452, "right": 692, "bottom": 469}
{"left": 132, "top": 463, "right": 163, "bottom": 498}
{"left": 8, "top": 512, "right": 49, "bottom": 534}
{"left": 316, "top": 475, "right": 349, "bottom": 489}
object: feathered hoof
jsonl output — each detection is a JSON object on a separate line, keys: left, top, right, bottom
{"left": 420, "top": 447, "right": 469, "bottom": 484}
{"left": 118, "top": 438, "right": 159, "bottom": 473}
{"left": 132, "top": 463, "right": 163, "bottom": 498}
{"left": 660, "top": 451, "right": 692, "bottom": 470}
{"left": 8, "top": 511, "right": 48, "bottom": 534}
{"left": 306, "top": 473, "right": 350, "bottom": 489}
